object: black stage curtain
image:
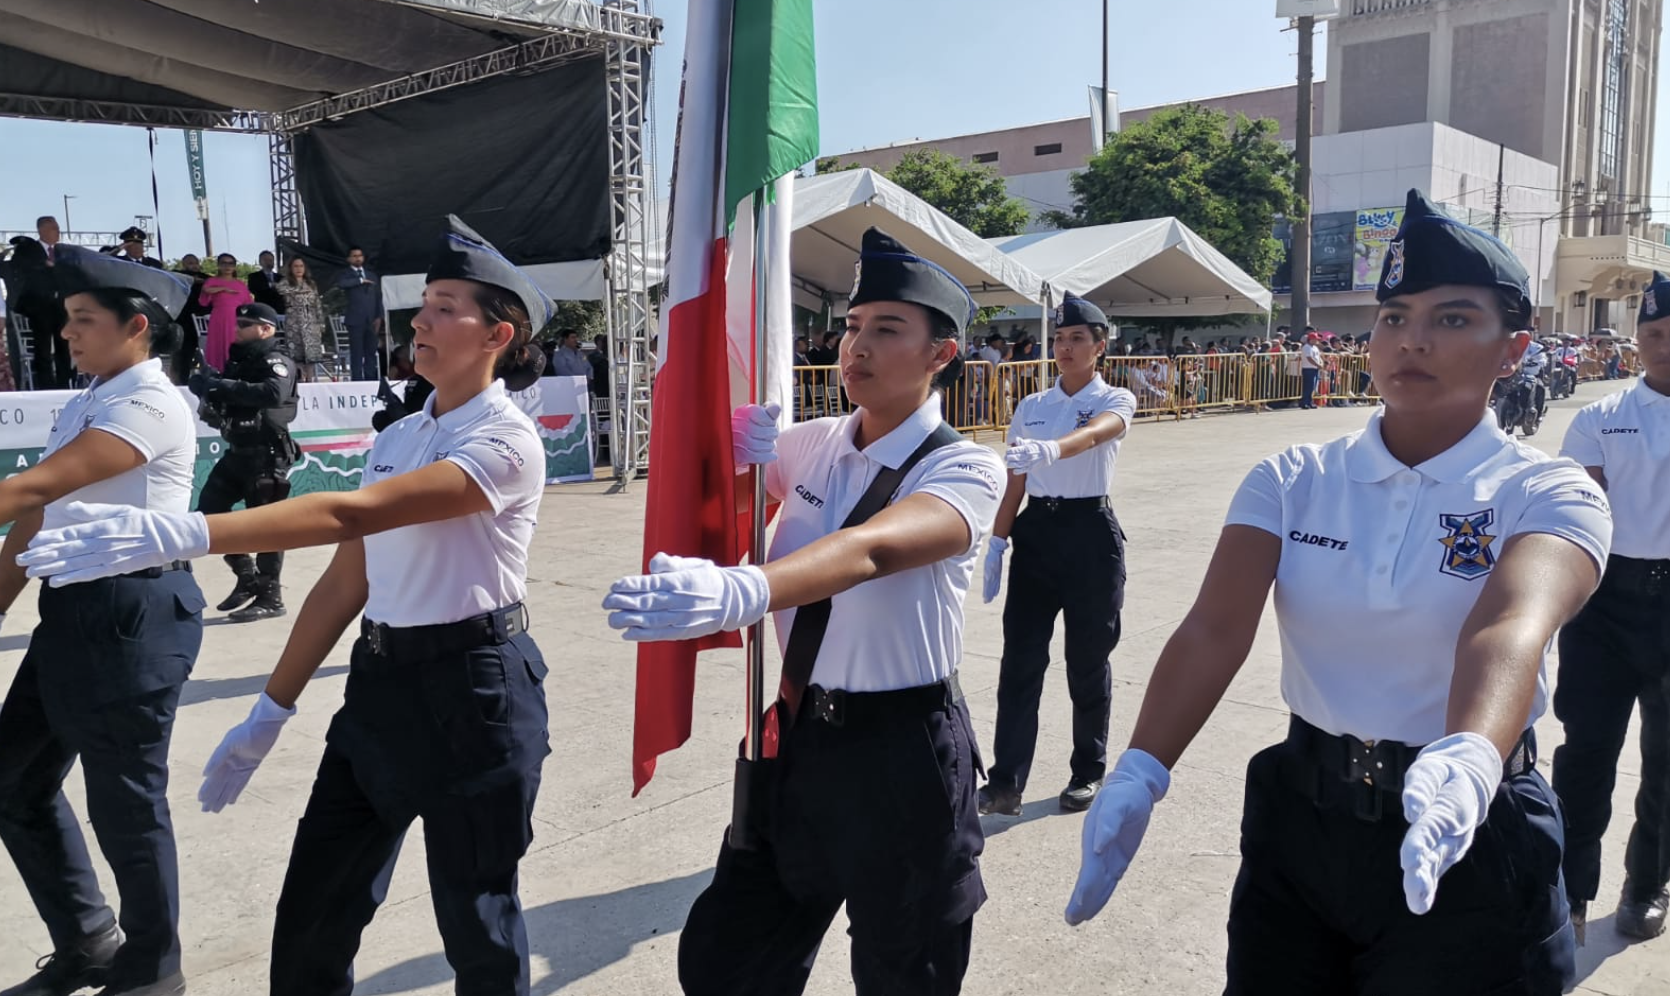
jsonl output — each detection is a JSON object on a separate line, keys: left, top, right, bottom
{"left": 292, "top": 56, "right": 611, "bottom": 276}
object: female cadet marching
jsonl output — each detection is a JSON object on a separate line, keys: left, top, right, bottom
{"left": 1551, "top": 271, "right": 1670, "bottom": 944}
{"left": 1061, "top": 191, "right": 1611, "bottom": 994}
{"left": 20, "top": 217, "right": 552, "bottom": 996}
{"left": 978, "top": 292, "right": 1135, "bottom": 816}
{"left": 604, "top": 227, "right": 1005, "bottom": 995}
{"left": 0, "top": 248, "right": 203, "bottom": 996}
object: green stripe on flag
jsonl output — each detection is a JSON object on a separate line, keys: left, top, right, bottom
{"left": 725, "top": 0, "right": 819, "bottom": 226}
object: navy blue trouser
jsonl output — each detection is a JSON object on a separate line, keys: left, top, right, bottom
{"left": 678, "top": 694, "right": 986, "bottom": 996}
{"left": 1300, "top": 367, "right": 1320, "bottom": 407}
{"left": 1552, "top": 558, "right": 1670, "bottom": 905}
{"left": 1225, "top": 736, "right": 1575, "bottom": 995}
{"left": 269, "top": 628, "right": 549, "bottom": 996}
{"left": 0, "top": 569, "right": 204, "bottom": 988}
{"left": 347, "top": 320, "right": 379, "bottom": 381}
{"left": 989, "top": 500, "right": 1124, "bottom": 793}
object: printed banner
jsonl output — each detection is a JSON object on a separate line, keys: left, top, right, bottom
{"left": 184, "top": 130, "right": 209, "bottom": 221}
{"left": 1310, "top": 211, "right": 1356, "bottom": 294}
{"left": 1353, "top": 206, "right": 1404, "bottom": 291}
{"left": 0, "top": 377, "right": 594, "bottom": 507}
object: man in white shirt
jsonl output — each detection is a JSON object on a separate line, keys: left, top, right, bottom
{"left": 1299, "top": 331, "right": 1324, "bottom": 409}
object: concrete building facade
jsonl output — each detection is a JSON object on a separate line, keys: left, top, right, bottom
{"left": 1327, "top": 0, "right": 1662, "bottom": 241}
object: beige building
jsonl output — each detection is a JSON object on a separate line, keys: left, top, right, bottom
{"left": 830, "top": 85, "right": 1325, "bottom": 232}
{"left": 1328, "top": 0, "right": 1666, "bottom": 333}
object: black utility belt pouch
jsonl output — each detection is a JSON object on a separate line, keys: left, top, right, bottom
{"left": 729, "top": 422, "right": 961, "bottom": 850}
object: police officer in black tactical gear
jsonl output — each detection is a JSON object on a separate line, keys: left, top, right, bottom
{"left": 189, "top": 302, "right": 299, "bottom": 622}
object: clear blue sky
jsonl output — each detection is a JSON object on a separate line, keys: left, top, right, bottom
{"left": 0, "top": 0, "right": 1662, "bottom": 257}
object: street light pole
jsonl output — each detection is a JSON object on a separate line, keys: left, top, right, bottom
{"left": 62, "top": 194, "right": 75, "bottom": 233}
{"left": 1291, "top": 15, "right": 1316, "bottom": 331}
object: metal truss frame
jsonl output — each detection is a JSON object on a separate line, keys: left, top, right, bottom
{"left": 4, "top": 2, "right": 661, "bottom": 481}
{"left": 601, "top": 0, "right": 656, "bottom": 480}
{"left": 269, "top": 132, "right": 305, "bottom": 247}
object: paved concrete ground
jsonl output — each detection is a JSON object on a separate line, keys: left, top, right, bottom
{"left": 2, "top": 380, "right": 1666, "bottom": 995}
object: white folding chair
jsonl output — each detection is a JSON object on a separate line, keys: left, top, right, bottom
{"left": 10, "top": 315, "right": 34, "bottom": 391}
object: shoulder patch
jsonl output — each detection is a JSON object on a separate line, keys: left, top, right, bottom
{"left": 269, "top": 357, "right": 290, "bottom": 376}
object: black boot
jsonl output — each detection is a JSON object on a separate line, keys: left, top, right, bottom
{"left": 1616, "top": 883, "right": 1669, "bottom": 941}
{"left": 0, "top": 921, "right": 122, "bottom": 996}
{"left": 216, "top": 570, "right": 261, "bottom": 613}
{"left": 228, "top": 580, "right": 285, "bottom": 623}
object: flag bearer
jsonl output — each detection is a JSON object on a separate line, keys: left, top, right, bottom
{"left": 604, "top": 228, "right": 1005, "bottom": 995}
{"left": 979, "top": 292, "right": 1136, "bottom": 816}
{"left": 1062, "top": 190, "right": 1609, "bottom": 995}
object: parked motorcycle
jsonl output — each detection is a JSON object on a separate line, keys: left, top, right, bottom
{"left": 1491, "top": 367, "right": 1545, "bottom": 437}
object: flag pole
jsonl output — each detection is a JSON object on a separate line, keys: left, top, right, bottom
{"left": 731, "top": 194, "right": 771, "bottom": 851}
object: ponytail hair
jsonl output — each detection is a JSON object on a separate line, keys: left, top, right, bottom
{"left": 472, "top": 284, "right": 547, "bottom": 391}
{"left": 929, "top": 310, "right": 965, "bottom": 390}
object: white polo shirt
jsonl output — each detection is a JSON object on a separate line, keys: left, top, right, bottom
{"left": 1007, "top": 375, "right": 1136, "bottom": 499}
{"left": 360, "top": 381, "right": 544, "bottom": 627}
{"left": 1225, "top": 408, "right": 1611, "bottom": 745}
{"left": 765, "top": 394, "right": 1004, "bottom": 692}
{"left": 42, "top": 358, "right": 195, "bottom": 530}
{"left": 1561, "top": 380, "right": 1670, "bottom": 559}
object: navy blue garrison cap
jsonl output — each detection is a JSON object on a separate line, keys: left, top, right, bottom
{"left": 236, "top": 302, "right": 280, "bottom": 326}
{"left": 1639, "top": 272, "right": 1670, "bottom": 324}
{"left": 426, "top": 215, "right": 554, "bottom": 333}
{"left": 1053, "top": 291, "right": 1108, "bottom": 330}
{"left": 1376, "top": 189, "right": 1533, "bottom": 330}
{"left": 52, "top": 243, "right": 191, "bottom": 317}
{"left": 849, "top": 227, "right": 977, "bottom": 336}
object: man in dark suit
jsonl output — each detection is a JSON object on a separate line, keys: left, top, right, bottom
{"left": 335, "top": 246, "right": 382, "bottom": 380}
{"left": 247, "top": 251, "right": 285, "bottom": 313}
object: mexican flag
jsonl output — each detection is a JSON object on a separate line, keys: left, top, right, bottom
{"left": 632, "top": 0, "right": 818, "bottom": 794}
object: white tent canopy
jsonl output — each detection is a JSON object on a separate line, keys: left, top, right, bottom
{"left": 992, "top": 219, "right": 1273, "bottom": 317}
{"left": 790, "top": 170, "right": 1046, "bottom": 310}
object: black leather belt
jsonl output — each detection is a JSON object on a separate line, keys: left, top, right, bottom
{"left": 1605, "top": 555, "right": 1670, "bottom": 597}
{"left": 1030, "top": 496, "right": 1109, "bottom": 512}
{"left": 121, "top": 560, "right": 192, "bottom": 579}
{"left": 804, "top": 673, "right": 963, "bottom": 730}
{"left": 360, "top": 603, "right": 527, "bottom": 660}
{"left": 1285, "top": 715, "right": 1533, "bottom": 822}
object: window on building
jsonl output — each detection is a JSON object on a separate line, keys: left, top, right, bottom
{"left": 1033, "top": 143, "right": 1063, "bottom": 156}
{"left": 1599, "top": 0, "right": 1629, "bottom": 181}
{"left": 972, "top": 152, "right": 999, "bottom": 164}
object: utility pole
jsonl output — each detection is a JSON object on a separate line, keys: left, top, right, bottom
{"left": 1291, "top": 15, "right": 1315, "bottom": 331}
{"left": 1492, "top": 144, "right": 1505, "bottom": 237}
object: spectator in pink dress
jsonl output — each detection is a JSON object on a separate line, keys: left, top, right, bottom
{"left": 199, "top": 253, "right": 252, "bottom": 370}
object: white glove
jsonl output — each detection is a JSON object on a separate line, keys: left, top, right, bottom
{"left": 18, "top": 502, "right": 210, "bottom": 586}
{"left": 982, "top": 536, "right": 1009, "bottom": 604}
{"left": 199, "top": 692, "right": 296, "bottom": 813}
{"left": 1005, "top": 439, "right": 1061, "bottom": 474}
{"left": 732, "top": 403, "right": 782, "bottom": 469}
{"left": 1065, "top": 748, "right": 1171, "bottom": 925}
{"left": 603, "top": 552, "right": 771, "bottom": 642}
{"left": 1399, "top": 731, "right": 1503, "bottom": 915}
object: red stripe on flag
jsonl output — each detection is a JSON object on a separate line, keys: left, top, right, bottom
{"left": 631, "top": 238, "right": 744, "bottom": 796}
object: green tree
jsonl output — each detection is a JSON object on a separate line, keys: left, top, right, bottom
{"left": 885, "top": 150, "right": 1030, "bottom": 239}
{"left": 814, "top": 155, "right": 859, "bottom": 174}
{"left": 1043, "top": 104, "right": 1299, "bottom": 325}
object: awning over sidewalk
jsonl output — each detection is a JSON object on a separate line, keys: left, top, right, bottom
{"left": 992, "top": 219, "right": 1273, "bottom": 317}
